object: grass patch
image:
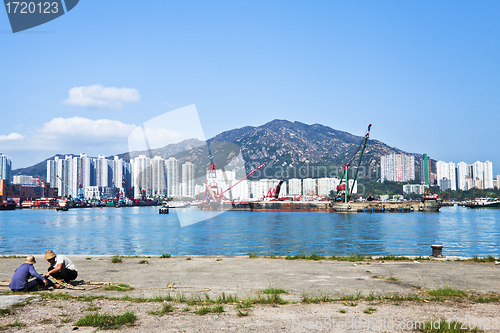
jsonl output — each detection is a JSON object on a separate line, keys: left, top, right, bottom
{"left": 427, "top": 287, "right": 468, "bottom": 297}
{"left": 339, "top": 309, "right": 347, "bottom": 313}
{"left": 138, "top": 260, "right": 148, "bottom": 264}
{"left": 111, "top": 255, "right": 122, "bottom": 263}
{"left": 160, "top": 253, "right": 171, "bottom": 258}
{"left": 418, "top": 318, "right": 479, "bottom": 332}
{"left": 0, "top": 308, "right": 11, "bottom": 315}
{"left": 302, "top": 294, "right": 335, "bottom": 303}
{"left": 195, "top": 305, "right": 224, "bottom": 315}
{"left": 101, "top": 283, "right": 134, "bottom": 292}
{"left": 5, "top": 320, "right": 26, "bottom": 327}
{"left": 182, "top": 307, "right": 190, "bottom": 312}
{"left": 59, "top": 315, "right": 72, "bottom": 323}
{"left": 75, "top": 311, "right": 136, "bottom": 330}
{"left": 86, "top": 304, "right": 101, "bottom": 311}
{"left": 330, "top": 255, "right": 370, "bottom": 262}
{"left": 389, "top": 276, "right": 398, "bottom": 281}
{"left": 378, "top": 255, "right": 429, "bottom": 261}
{"left": 474, "top": 295, "right": 500, "bottom": 303}
{"left": 248, "top": 253, "right": 259, "bottom": 258}
{"left": 85, "top": 257, "right": 92, "bottom": 260}
{"left": 185, "top": 257, "right": 192, "bottom": 260}
{"left": 237, "top": 308, "right": 250, "bottom": 316}
{"left": 262, "top": 288, "right": 287, "bottom": 295}
{"left": 148, "top": 303, "right": 175, "bottom": 316}
{"left": 363, "top": 307, "right": 377, "bottom": 314}
{"left": 216, "top": 258, "right": 222, "bottom": 261}
{"left": 285, "top": 254, "right": 325, "bottom": 260}
{"left": 472, "top": 255, "right": 497, "bottom": 263}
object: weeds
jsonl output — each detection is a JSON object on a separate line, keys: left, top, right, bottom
{"left": 427, "top": 287, "right": 468, "bottom": 297}
{"left": 0, "top": 308, "right": 11, "bottom": 315}
{"left": 111, "top": 255, "right": 122, "bottom": 263}
{"left": 262, "top": 288, "right": 287, "bottom": 295}
{"left": 389, "top": 276, "right": 398, "bottom": 281}
{"left": 5, "top": 320, "right": 26, "bottom": 327}
{"left": 101, "top": 283, "right": 134, "bottom": 292}
{"left": 139, "top": 260, "right": 148, "bottom": 264}
{"left": 248, "top": 253, "right": 259, "bottom": 258}
{"left": 363, "top": 307, "right": 377, "bottom": 314}
{"left": 148, "top": 303, "right": 175, "bottom": 316}
{"left": 237, "top": 309, "right": 250, "bottom": 316}
{"left": 160, "top": 253, "right": 171, "bottom": 258}
{"left": 339, "top": 309, "right": 347, "bottom": 313}
{"left": 75, "top": 311, "right": 136, "bottom": 329}
{"left": 195, "top": 305, "right": 224, "bottom": 315}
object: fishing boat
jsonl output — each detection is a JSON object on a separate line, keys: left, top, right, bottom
{"left": 463, "top": 198, "right": 500, "bottom": 208}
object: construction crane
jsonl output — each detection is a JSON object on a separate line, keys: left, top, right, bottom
{"left": 336, "top": 124, "right": 371, "bottom": 203}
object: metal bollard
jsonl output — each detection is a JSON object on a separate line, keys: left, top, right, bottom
{"left": 431, "top": 244, "right": 444, "bottom": 258}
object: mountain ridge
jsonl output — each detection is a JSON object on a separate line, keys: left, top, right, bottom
{"left": 12, "top": 120, "right": 423, "bottom": 181}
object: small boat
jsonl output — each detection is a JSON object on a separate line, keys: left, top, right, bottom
{"left": 0, "top": 201, "right": 16, "bottom": 210}
{"left": 463, "top": 198, "right": 500, "bottom": 208}
{"left": 159, "top": 205, "right": 169, "bottom": 214}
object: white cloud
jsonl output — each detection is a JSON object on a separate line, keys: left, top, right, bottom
{"left": 38, "top": 117, "right": 136, "bottom": 139}
{"left": 0, "top": 133, "right": 24, "bottom": 141}
{"left": 63, "top": 84, "right": 140, "bottom": 109}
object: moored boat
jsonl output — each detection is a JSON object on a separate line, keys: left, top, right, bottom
{"left": 463, "top": 198, "right": 500, "bottom": 208}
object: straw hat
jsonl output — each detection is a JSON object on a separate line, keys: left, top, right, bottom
{"left": 44, "top": 250, "right": 56, "bottom": 260}
{"left": 23, "top": 255, "right": 36, "bottom": 265}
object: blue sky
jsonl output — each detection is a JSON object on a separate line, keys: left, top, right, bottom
{"left": 1, "top": 1, "right": 499, "bottom": 174}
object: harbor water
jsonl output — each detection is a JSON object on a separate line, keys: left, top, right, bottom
{"left": 0, "top": 205, "right": 499, "bottom": 257}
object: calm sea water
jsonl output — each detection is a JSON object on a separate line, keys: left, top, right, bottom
{"left": 0, "top": 205, "right": 499, "bottom": 257}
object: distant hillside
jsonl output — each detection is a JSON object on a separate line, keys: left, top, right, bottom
{"left": 13, "top": 120, "right": 425, "bottom": 182}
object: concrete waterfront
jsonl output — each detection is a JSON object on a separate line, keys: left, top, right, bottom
{"left": 1, "top": 255, "right": 499, "bottom": 332}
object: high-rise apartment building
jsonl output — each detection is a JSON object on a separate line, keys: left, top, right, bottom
{"left": 436, "top": 161, "right": 456, "bottom": 191}
{"left": 456, "top": 162, "right": 467, "bottom": 191}
{"left": 419, "top": 154, "right": 430, "bottom": 185}
{"left": 151, "top": 156, "right": 167, "bottom": 197}
{"left": 288, "top": 178, "right": 302, "bottom": 196}
{"left": 132, "top": 155, "right": 152, "bottom": 198}
{"left": 0, "top": 154, "right": 12, "bottom": 184}
{"left": 165, "top": 157, "right": 179, "bottom": 197}
{"left": 381, "top": 153, "right": 415, "bottom": 183}
{"left": 484, "top": 161, "right": 494, "bottom": 189}
{"left": 181, "top": 162, "right": 195, "bottom": 197}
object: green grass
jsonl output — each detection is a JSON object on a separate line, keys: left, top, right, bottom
{"left": 160, "top": 253, "right": 171, "bottom": 258}
{"left": 363, "top": 307, "right": 377, "bottom": 314}
{"left": 85, "top": 257, "right": 92, "bottom": 260}
{"left": 86, "top": 304, "right": 101, "bottom": 311}
{"left": 0, "top": 308, "right": 11, "bottom": 315}
{"left": 111, "top": 255, "right": 122, "bottom": 263}
{"left": 75, "top": 311, "right": 136, "bottom": 330}
{"left": 148, "top": 303, "right": 175, "bottom": 316}
{"left": 262, "top": 288, "right": 287, "bottom": 295}
{"left": 5, "top": 320, "right": 26, "bottom": 327}
{"left": 418, "top": 318, "right": 479, "bottom": 332}
{"left": 138, "top": 260, "right": 148, "bottom": 264}
{"left": 474, "top": 295, "right": 500, "bottom": 303}
{"left": 285, "top": 254, "right": 326, "bottom": 260}
{"left": 216, "top": 258, "right": 222, "bottom": 261}
{"left": 472, "top": 255, "right": 497, "bottom": 263}
{"left": 378, "top": 255, "right": 430, "bottom": 261}
{"left": 101, "top": 283, "right": 134, "bottom": 292}
{"left": 389, "top": 276, "right": 398, "bottom": 281}
{"left": 339, "top": 309, "right": 347, "bottom": 313}
{"left": 185, "top": 257, "right": 192, "bottom": 260}
{"left": 237, "top": 309, "right": 250, "bottom": 317}
{"left": 182, "top": 307, "right": 191, "bottom": 312}
{"left": 427, "top": 287, "right": 468, "bottom": 297}
{"left": 248, "top": 253, "right": 259, "bottom": 258}
{"left": 330, "top": 255, "right": 371, "bottom": 262}
{"left": 59, "top": 315, "right": 72, "bottom": 323}
{"left": 195, "top": 305, "right": 224, "bottom": 315}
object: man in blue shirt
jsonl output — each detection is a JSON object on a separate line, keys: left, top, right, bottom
{"left": 9, "top": 256, "right": 48, "bottom": 292}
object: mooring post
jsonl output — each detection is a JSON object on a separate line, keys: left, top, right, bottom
{"left": 431, "top": 244, "right": 444, "bottom": 258}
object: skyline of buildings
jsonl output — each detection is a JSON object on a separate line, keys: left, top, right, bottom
{"left": 436, "top": 160, "right": 494, "bottom": 191}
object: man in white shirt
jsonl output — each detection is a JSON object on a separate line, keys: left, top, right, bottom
{"left": 43, "top": 249, "right": 78, "bottom": 283}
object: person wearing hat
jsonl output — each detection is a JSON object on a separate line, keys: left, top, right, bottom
{"left": 9, "top": 255, "right": 49, "bottom": 292}
{"left": 43, "top": 250, "right": 78, "bottom": 283}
